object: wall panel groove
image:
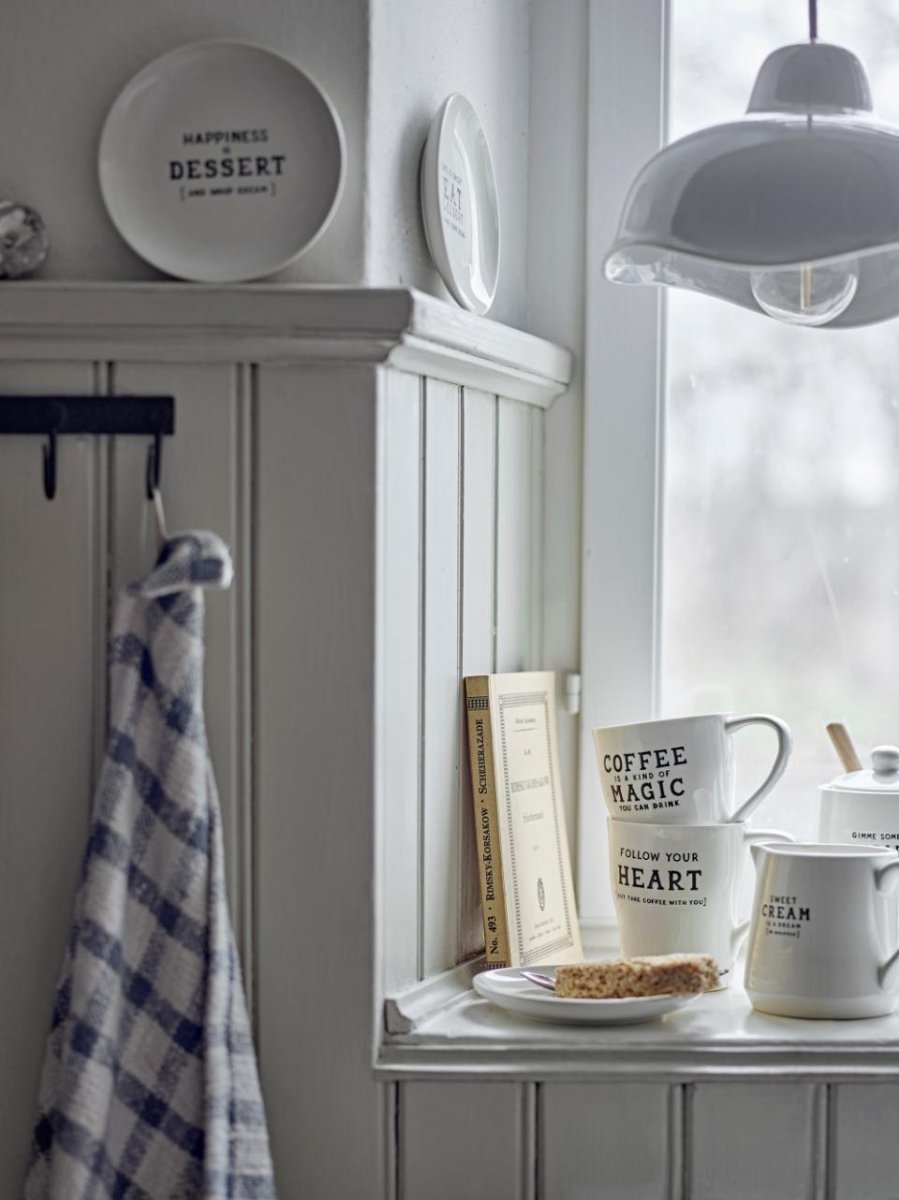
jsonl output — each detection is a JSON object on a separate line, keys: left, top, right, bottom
{"left": 496, "top": 397, "right": 537, "bottom": 672}
{"left": 668, "top": 1084, "right": 685, "bottom": 1200}
{"left": 255, "top": 364, "right": 385, "bottom": 1198}
{"left": 416, "top": 373, "right": 428, "bottom": 982}
{"left": 379, "top": 368, "right": 424, "bottom": 996}
{"left": 458, "top": 386, "right": 498, "bottom": 961}
{"left": 91, "top": 360, "right": 111, "bottom": 789}
{"left": 492, "top": 395, "right": 500, "bottom": 674}
{"left": 420, "top": 377, "right": 463, "bottom": 978}
{"left": 235, "top": 361, "right": 256, "bottom": 1020}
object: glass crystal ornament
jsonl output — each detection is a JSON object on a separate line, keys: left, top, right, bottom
{"left": 0, "top": 201, "right": 49, "bottom": 279}
{"left": 604, "top": 19, "right": 899, "bottom": 328}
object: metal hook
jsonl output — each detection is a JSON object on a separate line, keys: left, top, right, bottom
{"left": 43, "top": 430, "right": 57, "bottom": 500}
{"left": 146, "top": 433, "right": 168, "bottom": 548}
{"left": 145, "top": 433, "right": 162, "bottom": 501}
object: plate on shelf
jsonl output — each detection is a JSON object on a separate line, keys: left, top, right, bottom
{"left": 472, "top": 967, "right": 702, "bottom": 1026}
{"left": 420, "top": 93, "right": 500, "bottom": 315}
{"left": 98, "top": 40, "right": 345, "bottom": 282}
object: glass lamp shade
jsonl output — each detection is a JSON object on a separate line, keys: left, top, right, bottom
{"left": 604, "top": 43, "right": 899, "bottom": 327}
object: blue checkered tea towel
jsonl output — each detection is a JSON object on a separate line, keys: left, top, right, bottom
{"left": 25, "top": 533, "right": 277, "bottom": 1199}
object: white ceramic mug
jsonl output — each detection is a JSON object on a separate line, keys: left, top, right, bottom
{"left": 745, "top": 843, "right": 899, "bottom": 1019}
{"left": 593, "top": 713, "right": 792, "bottom": 825}
{"left": 607, "top": 818, "right": 794, "bottom": 988}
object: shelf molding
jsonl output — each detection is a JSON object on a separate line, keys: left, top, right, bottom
{"left": 380, "top": 945, "right": 899, "bottom": 1083}
{"left": 378, "top": 1039, "right": 899, "bottom": 1083}
{"left": 384, "top": 960, "right": 485, "bottom": 1035}
{"left": 0, "top": 284, "right": 572, "bottom": 407}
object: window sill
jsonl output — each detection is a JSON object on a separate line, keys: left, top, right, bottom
{"left": 378, "top": 939, "right": 899, "bottom": 1083}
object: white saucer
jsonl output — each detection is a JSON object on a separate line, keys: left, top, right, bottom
{"left": 473, "top": 967, "right": 701, "bottom": 1025}
{"left": 99, "top": 40, "right": 345, "bottom": 282}
{"left": 420, "top": 94, "right": 500, "bottom": 315}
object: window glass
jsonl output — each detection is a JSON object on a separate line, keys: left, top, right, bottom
{"left": 663, "top": 2, "right": 899, "bottom": 837}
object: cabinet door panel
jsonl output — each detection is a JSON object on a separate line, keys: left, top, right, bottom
{"left": 540, "top": 1082, "right": 673, "bottom": 1200}
{"left": 689, "top": 1082, "right": 818, "bottom": 1200}
{"left": 0, "top": 361, "right": 97, "bottom": 1191}
{"left": 832, "top": 1083, "right": 899, "bottom": 1200}
{"left": 401, "top": 1081, "right": 532, "bottom": 1200}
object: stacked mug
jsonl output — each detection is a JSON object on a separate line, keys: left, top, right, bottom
{"left": 593, "top": 713, "right": 793, "bottom": 989}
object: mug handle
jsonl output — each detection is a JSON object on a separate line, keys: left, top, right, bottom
{"left": 725, "top": 715, "right": 793, "bottom": 824}
{"left": 875, "top": 860, "right": 899, "bottom": 992}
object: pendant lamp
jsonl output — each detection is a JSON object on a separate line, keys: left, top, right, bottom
{"left": 604, "top": 0, "right": 899, "bottom": 328}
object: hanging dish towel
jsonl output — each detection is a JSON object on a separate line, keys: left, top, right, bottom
{"left": 26, "top": 532, "right": 276, "bottom": 1199}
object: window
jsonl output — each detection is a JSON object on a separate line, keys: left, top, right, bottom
{"left": 579, "top": 0, "right": 899, "bottom": 926}
{"left": 663, "top": 1, "right": 899, "bottom": 840}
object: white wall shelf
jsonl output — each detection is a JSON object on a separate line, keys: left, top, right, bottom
{"left": 0, "top": 283, "right": 571, "bottom": 406}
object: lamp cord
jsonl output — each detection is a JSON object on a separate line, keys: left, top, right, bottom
{"left": 809, "top": 0, "right": 818, "bottom": 41}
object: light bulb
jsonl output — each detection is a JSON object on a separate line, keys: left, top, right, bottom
{"left": 750, "top": 259, "right": 859, "bottom": 326}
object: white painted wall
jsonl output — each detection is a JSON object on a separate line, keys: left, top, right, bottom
{"left": 2, "top": 0, "right": 533, "bottom": 327}
{"left": 1, "top": 0, "right": 370, "bottom": 282}
{"left": 367, "top": 0, "right": 531, "bottom": 326}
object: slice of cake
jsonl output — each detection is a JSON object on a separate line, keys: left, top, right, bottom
{"left": 555, "top": 953, "right": 719, "bottom": 998}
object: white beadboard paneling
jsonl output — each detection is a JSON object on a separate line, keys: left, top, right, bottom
{"left": 378, "top": 368, "right": 424, "bottom": 994}
{"left": 0, "top": 290, "right": 574, "bottom": 1200}
{"left": 110, "top": 362, "right": 253, "bottom": 976}
{"left": 400, "top": 1081, "right": 533, "bottom": 1200}
{"left": 0, "top": 361, "right": 97, "bottom": 1191}
{"left": 540, "top": 1082, "right": 674, "bottom": 1200}
{"left": 256, "top": 365, "right": 387, "bottom": 1200}
{"left": 459, "top": 386, "right": 497, "bottom": 960}
{"left": 688, "top": 1083, "right": 818, "bottom": 1200}
{"left": 832, "top": 1083, "right": 899, "bottom": 1200}
{"left": 420, "top": 378, "right": 463, "bottom": 978}
{"left": 496, "top": 398, "right": 537, "bottom": 672}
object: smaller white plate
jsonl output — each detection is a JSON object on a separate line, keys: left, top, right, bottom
{"left": 473, "top": 967, "right": 701, "bottom": 1026}
{"left": 420, "top": 94, "right": 500, "bottom": 315}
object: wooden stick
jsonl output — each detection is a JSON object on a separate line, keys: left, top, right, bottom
{"left": 826, "top": 723, "right": 863, "bottom": 773}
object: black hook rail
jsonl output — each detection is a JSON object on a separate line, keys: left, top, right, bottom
{"left": 0, "top": 395, "right": 175, "bottom": 500}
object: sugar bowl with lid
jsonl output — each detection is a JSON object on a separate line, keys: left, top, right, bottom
{"left": 819, "top": 746, "right": 899, "bottom": 851}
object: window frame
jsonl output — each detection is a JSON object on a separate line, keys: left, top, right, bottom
{"left": 578, "top": 0, "right": 670, "bottom": 926}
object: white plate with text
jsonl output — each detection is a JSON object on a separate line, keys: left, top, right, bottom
{"left": 99, "top": 40, "right": 345, "bottom": 282}
{"left": 473, "top": 967, "right": 701, "bottom": 1025}
{"left": 420, "top": 93, "right": 500, "bottom": 314}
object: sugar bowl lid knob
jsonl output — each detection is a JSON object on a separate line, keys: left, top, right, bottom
{"left": 871, "top": 746, "right": 899, "bottom": 778}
